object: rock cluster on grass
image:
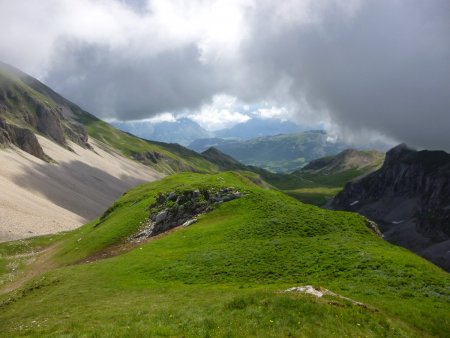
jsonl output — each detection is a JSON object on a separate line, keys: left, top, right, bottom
{"left": 283, "top": 285, "right": 368, "bottom": 308}
{"left": 132, "top": 187, "right": 242, "bottom": 242}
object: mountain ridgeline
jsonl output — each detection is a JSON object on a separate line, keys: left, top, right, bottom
{"left": 0, "top": 63, "right": 91, "bottom": 159}
{"left": 214, "top": 118, "right": 304, "bottom": 140}
{"left": 111, "top": 117, "right": 305, "bottom": 146}
{"left": 294, "top": 149, "right": 385, "bottom": 188}
{"left": 332, "top": 144, "right": 450, "bottom": 271}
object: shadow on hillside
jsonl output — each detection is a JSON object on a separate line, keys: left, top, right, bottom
{"left": 12, "top": 160, "right": 148, "bottom": 220}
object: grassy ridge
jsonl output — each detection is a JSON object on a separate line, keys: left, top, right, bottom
{"left": 0, "top": 172, "right": 449, "bottom": 337}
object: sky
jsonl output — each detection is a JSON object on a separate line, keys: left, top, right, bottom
{"left": 1, "top": 0, "right": 449, "bottom": 149}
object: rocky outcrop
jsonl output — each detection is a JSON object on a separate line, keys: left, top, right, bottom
{"left": 34, "top": 103, "right": 66, "bottom": 146}
{"left": 132, "top": 187, "right": 242, "bottom": 242}
{"left": 331, "top": 144, "right": 450, "bottom": 271}
{"left": 64, "top": 122, "right": 91, "bottom": 149}
{"left": 131, "top": 151, "right": 166, "bottom": 164}
{"left": 0, "top": 118, "right": 47, "bottom": 160}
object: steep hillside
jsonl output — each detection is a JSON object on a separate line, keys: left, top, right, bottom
{"left": 294, "top": 149, "right": 385, "bottom": 187}
{"left": 0, "top": 172, "right": 449, "bottom": 337}
{"left": 0, "top": 63, "right": 217, "bottom": 241}
{"left": 332, "top": 144, "right": 450, "bottom": 271}
{"left": 201, "top": 147, "right": 247, "bottom": 171}
{"left": 189, "top": 131, "right": 349, "bottom": 173}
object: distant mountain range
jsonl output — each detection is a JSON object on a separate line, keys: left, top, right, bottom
{"left": 189, "top": 131, "right": 351, "bottom": 173}
{"left": 111, "top": 118, "right": 213, "bottom": 146}
{"left": 214, "top": 118, "right": 304, "bottom": 140}
{"left": 112, "top": 117, "right": 305, "bottom": 146}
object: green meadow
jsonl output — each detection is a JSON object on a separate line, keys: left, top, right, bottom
{"left": 1, "top": 172, "right": 449, "bottom": 337}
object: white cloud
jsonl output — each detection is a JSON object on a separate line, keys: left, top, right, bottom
{"left": 0, "top": 0, "right": 253, "bottom": 77}
{"left": 257, "top": 106, "right": 290, "bottom": 119}
{"left": 187, "top": 94, "right": 250, "bottom": 130}
{"left": 143, "top": 112, "right": 177, "bottom": 123}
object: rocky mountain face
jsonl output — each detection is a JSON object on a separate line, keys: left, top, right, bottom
{"left": 331, "top": 144, "right": 450, "bottom": 271}
{"left": 0, "top": 62, "right": 92, "bottom": 159}
{"left": 0, "top": 117, "right": 47, "bottom": 160}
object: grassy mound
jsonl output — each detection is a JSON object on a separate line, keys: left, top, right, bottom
{"left": 0, "top": 172, "right": 449, "bottom": 337}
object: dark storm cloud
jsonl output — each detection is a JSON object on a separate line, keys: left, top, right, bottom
{"left": 240, "top": 0, "right": 450, "bottom": 149}
{"left": 46, "top": 40, "right": 224, "bottom": 120}
{"left": 1, "top": 0, "right": 450, "bottom": 149}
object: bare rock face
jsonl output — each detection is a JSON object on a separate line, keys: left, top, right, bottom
{"left": 132, "top": 151, "right": 166, "bottom": 164}
{"left": 132, "top": 187, "right": 242, "bottom": 242}
{"left": 35, "top": 103, "right": 66, "bottom": 146}
{"left": 0, "top": 62, "right": 92, "bottom": 151}
{"left": 331, "top": 144, "right": 450, "bottom": 271}
{"left": 64, "top": 122, "right": 91, "bottom": 149}
{"left": 0, "top": 118, "right": 47, "bottom": 160}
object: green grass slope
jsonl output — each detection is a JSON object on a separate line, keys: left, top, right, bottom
{"left": 0, "top": 172, "right": 449, "bottom": 337}
{"left": 201, "top": 147, "right": 248, "bottom": 171}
